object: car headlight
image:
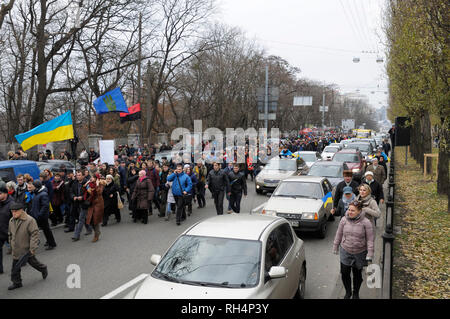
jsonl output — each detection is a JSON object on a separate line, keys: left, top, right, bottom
{"left": 302, "top": 212, "right": 318, "bottom": 220}
{"left": 262, "top": 210, "right": 277, "bottom": 216}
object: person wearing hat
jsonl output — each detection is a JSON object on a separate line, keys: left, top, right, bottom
{"left": 361, "top": 171, "right": 384, "bottom": 206}
{"left": 0, "top": 181, "right": 14, "bottom": 274}
{"left": 331, "top": 170, "right": 360, "bottom": 217}
{"left": 335, "top": 186, "right": 357, "bottom": 218}
{"left": 366, "top": 157, "right": 386, "bottom": 185}
{"left": 7, "top": 201, "right": 48, "bottom": 290}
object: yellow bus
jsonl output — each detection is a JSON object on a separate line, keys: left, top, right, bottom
{"left": 353, "top": 129, "right": 372, "bottom": 138}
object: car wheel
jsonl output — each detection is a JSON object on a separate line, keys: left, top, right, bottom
{"left": 317, "top": 220, "right": 327, "bottom": 239}
{"left": 256, "top": 188, "right": 263, "bottom": 195}
{"left": 294, "top": 264, "right": 306, "bottom": 299}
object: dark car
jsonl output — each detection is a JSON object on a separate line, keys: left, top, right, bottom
{"left": 307, "top": 161, "right": 349, "bottom": 189}
{"left": 0, "top": 160, "right": 40, "bottom": 182}
{"left": 331, "top": 149, "right": 365, "bottom": 183}
{"left": 36, "top": 160, "right": 77, "bottom": 174}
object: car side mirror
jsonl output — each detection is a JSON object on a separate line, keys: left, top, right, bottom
{"left": 268, "top": 266, "right": 287, "bottom": 279}
{"left": 150, "top": 254, "right": 161, "bottom": 266}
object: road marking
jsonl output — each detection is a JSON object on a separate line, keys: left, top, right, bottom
{"left": 100, "top": 273, "right": 149, "bottom": 299}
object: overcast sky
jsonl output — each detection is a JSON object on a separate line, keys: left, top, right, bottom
{"left": 215, "top": 0, "right": 388, "bottom": 110}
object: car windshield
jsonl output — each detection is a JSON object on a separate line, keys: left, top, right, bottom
{"left": 323, "top": 146, "right": 339, "bottom": 153}
{"left": 297, "top": 154, "right": 316, "bottom": 162}
{"left": 333, "top": 153, "right": 360, "bottom": 163}
{"left": 274, "top": 181, "right": 323, "bottom": 199}
{"left": 153, "top": 235, "right": 261, "bottom": 288}
{"left": 309, "top": 165, "right": 342, "bottom": 178}
{"left": 264, "top": 160, "right": 297, "bottom": 171}
{"left": 348, "top": 143, "right": 371, "bottom": 152}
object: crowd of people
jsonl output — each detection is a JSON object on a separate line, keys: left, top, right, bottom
{"left": 0, "top": 129, "right": 391, "bottom": 295}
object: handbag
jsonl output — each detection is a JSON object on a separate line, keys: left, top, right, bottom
{"left": 176, "top": 175, "right": 192, "bottom": 206}
{"left": 117, "top": 191, "right": 124, "bottom": 209}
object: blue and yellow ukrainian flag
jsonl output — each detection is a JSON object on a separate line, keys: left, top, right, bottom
{"left": 322, "top": 191, "right": 333, "bottom": 209}
{"left": 15, "top": 111, "right": 74, "bottom": 151}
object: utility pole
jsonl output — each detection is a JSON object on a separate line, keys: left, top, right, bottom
{"left": 322, "top": 82, "right": 326, "bottom": 129}
{"left": 137, "top": 12, "right": 143, "bottom": 143}
{"left": 264, "top": 66, "right": 269, "bottom": 129}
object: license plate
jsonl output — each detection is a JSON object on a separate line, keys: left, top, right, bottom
{"left": 289, "top": 220, "right": 299, "bottom": 227}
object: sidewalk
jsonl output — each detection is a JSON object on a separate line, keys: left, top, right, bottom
{"left": 331, "top": 178, "right": 387, "bottom": 299}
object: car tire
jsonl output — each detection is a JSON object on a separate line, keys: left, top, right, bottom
{"left": 294, "top": 264, "right": 306, "bottom": 299}
{"left": 317, "top": 220, "right": 327, "bottom": 239}
{"left": 256, "top": 188, "right": 263, "bottom": 195}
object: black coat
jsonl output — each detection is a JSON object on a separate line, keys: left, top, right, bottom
{"left": 15, "top": 184, "right": 27, "bottom": 204}
{"left": 227, "top": 171, "right": 247, "bottom": 195}
{"left": 103, "top": 182, "right": 118, "bottom": 214}
{"left": 206, "top": 169, "right": 230, "bottom": 194}
{"left": 333, "top": 180, "right": 360, "bottom": 209}
{"left": 30, "top": 187, "right": 50, "bottom": 220}
{"left": 0, "top": 196, "right": 13, "bottom": 241}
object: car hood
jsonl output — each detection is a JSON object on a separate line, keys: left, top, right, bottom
{"left": 132, "top": 276, "right": 259, "bottom": 299}
{"left": 326, "top": 177, "right": 343, "bottom": 188}
{"left": 305, "top": 161, "right": 315, "bottom": 168}
{"left": 257, "top": 170, "right": 295, "bottom": 180}
{"left": 342, "top": 162, "right": 360, "bottom": 169}
{"left": 265, "top": 197, "right": 323, "bottom": 213}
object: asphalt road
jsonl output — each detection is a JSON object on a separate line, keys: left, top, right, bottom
{"left": 0, "top": 179, "right": 343, "bottom": 299}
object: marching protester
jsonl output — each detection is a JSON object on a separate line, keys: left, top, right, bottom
{"left": 67, "top": 171, "right": 89, "bottom": 235}
{"left": 335, "top": 186, "right": 357, "bottom": 217}
{"left": 158, "top": 163, "right": 170, "bottom": 217}
{"left": 50, "top": 173, "right": 65, "bottom": 227}
{"left": 85, "top": 174, "right": 106, "bottom": 242}
{"left": 357, "top": 184, "right": 381, "bottom": 229}
{"left": 365, "top": 158, "right": 386, "bottom": 185}
{"left": 193, "top": 161, "right": 207, "bottom": 209}
{"left": 102, "top": 175, "right": 120, "bottom": 226}
{"left": 361, "top": 171, "right": 385, "bottom": 205}
{"left": 27, "top": 180, "right": 57, "bottom": 250}
{"left": 333, "top": 200, "right": 374, "bottom": 299}
{"left": 205, "top": 162, "right": 230, "bottom": 216}
{"left": 15, "top": 175, "right": 27, "bottom": 204}
{"left": 226, "top": 164, "right": 247, "bottom": 214}
{"left": 184, "top": 165, "right": 198, "bottom": 217}
{"left": 7, "top": 201, "right": 48, "bottom": 290}
{"left": 167, "top": 164, "right": 192, "bottom": 226}
{"left": 165, "top": 178, "right": 176, "bottom": 221}
{"left": 0, "top": 181, "right": 13, "bottom": 274}
{"left": 127, "top": 167, "right": 139, "bottom": 220}
{"left": 131, "top": 170, "right": 155, "bottom": 224}
{"left": 331, "top": 170, "right": 360, "bottom": 218}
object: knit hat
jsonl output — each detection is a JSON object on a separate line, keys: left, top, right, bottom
{"left": 184, "top": 164, "right": 190, "bottom": 169}
{"left": 0, "top": 181, "right": 7, "bottom": 193}
{"left": 32, "top": 180, "right": 42, "bottom": 189}
{"left": 365, "top": 171, "right": 374, "bottom": 177}
{"left": 343, "top": 186, "right": 353, "bottom": 194}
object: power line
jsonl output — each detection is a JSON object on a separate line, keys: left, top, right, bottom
{"left": 346, "top": 0, "right": 371, "bottom": 51}
{"left": 358, "top": 0, "right": 378, "bottom": 53}
{"left": 256, "top": 38, "right": 362, "bottom": 54}
{"left": 338, "top": 0, "right": 366, "bottom": 50}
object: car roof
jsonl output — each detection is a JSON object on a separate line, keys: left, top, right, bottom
{"left": 185, "top": 214, "right": 283, "bottom": 241}
{"left": 280, "top": 175, "right": 325, "bottom": 183}
{"left": 0, "top": 160, "right": 38, "bottom": 168}
{"left": 311, "top": 161, "right": 343, "bottom": 167}
{"left": 336, "top": 149, "right": 360, "bottom": 154}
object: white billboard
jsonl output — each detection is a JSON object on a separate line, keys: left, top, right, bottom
{"left": 342, "top": 119, "right": 355, "bottom": 130}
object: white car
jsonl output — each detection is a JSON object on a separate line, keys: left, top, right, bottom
{"left": 125, "top": 214, "right": 307, "bottom": 299}
{"left": 293, "top": 151, "right": 322, "bottom": 168}
{"left": 262, "top": 176, "right": 334, "bottom": 238}
{"left": 321, "top": 146, "right": 340, "bottom": 161}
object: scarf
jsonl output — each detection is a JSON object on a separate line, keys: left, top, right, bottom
{"left": 139, "top": 176, "right": 146, "bottom": 183}
{"left": 342, "top": 193, "right": 356, "bottom": 212}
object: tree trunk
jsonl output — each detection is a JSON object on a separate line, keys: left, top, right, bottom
{"left": 421, "top": 111, "right": 432, "bottom": 174}
{"left": 437, "top": 122, "right": 449, "bottom": 198}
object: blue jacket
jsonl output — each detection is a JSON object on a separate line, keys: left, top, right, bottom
{"left": 30, "top": 186, "right": 50, "bottom": 220}
{"left": 167, "top": 172, "right": 193, "bottom": 196}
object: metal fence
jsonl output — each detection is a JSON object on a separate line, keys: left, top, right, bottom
{"left": 381, "top": 147, "right": 396, "bottom": 299}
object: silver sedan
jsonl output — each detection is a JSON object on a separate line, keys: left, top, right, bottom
{"left": 125, "top": 214, "right": 306, "bottom": 299}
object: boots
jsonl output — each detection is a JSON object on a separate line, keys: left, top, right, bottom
{"left": 92, "top": 235, "right": 99, "bottom": 243}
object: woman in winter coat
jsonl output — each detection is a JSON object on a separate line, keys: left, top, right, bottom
{"left": 184, "top": 166, "right": 198, "bottom": 217}
{"left": 102, "top": 175, "right": 120, "bottom": 226}
{"left": 85, "top": 174, "right": 106, "bottom": 243}
{"left": 357, "top": 184, "right": 381, "bottom": 229}
{"left": 335, "top": 186, "right": 356, "bottom": 217}
{"left": 333, "top": 200, "right": 374, "bottom": 299}
{"left": 127, "top": 168, "right": 139, "bottom": 218}
{"left": 131, "top": 170, "right": 155, "bottom": 224}
{"left": 108, "top": 167, "right": 121, "bottom": 189}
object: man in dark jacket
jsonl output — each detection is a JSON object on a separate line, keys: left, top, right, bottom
{"left": 361, "top": 171, "right": 384, "bottom": 205}
{"left": 166, "top": 164, "right": 192, "bottom": 226}
{"left": 27, "top": 180, "right": 57, "bottom": 250}
{"left": 15, "top": 174, "right": 27, "bottom": 204}
{"left": 88, "top": 147, "right": 99, "bottom": 163}
{"left": 382, "top": 139, "right": 391, "bottom": 157}
{"left": 331, "top": 170, "right": 360, "bottom": 218}
{"left": 147, "top": 161, "right": 160, "bottom": 215}
{"left": 66, "top": 171, "right": 88, "bottom": 233}
{"left": 158, "top": 163, "right": 170, "bottom": 217}
{"left": 226, "top": 164, "right": 247, "bottom": 214}
{"left": 206, "top": 162, "right": 230, "bottom": 216}
{"left": 0, "top": 181, "right": 13, "bottom": 274}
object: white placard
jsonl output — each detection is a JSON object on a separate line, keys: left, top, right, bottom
{"left": 99, "top": 140, "right": 115, "bottom": 165}
{"left": 293, "top": 96, "right": 313, "bottom": 106}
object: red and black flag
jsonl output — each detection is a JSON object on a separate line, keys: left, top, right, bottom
{"left": 120, "top": 103, "right": 141, "bottom": 123}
